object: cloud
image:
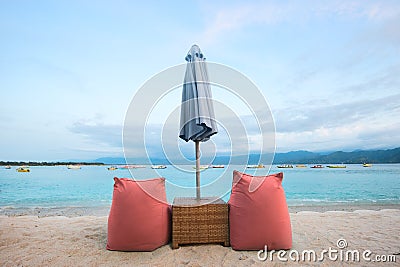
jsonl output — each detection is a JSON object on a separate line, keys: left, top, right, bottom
{"left": 360, "top": 13, "right": 400, "bottom": 47}
{"left": 274, "top": 93, "right": 400, "bottom": 133}
{"left": 68, "top": 91, "right": 399, "bottom": 157}
{"left": 314, "top": 0, "right": 400, "bottom": 20}
{"left": 342, "top": 65, "right": 400, "bottom": 95}
{"left": 200, "top": 2, "right": 288, "bottom": 45}
{"left": 276, "top": 119, "right": 400, "bottom": 152}
{"left": 200, "top": 1, "right": 400, "bottom": 45}
{"left": 122, "top": 109, "right": 276, "bottom": 161}
{"left": 273, "top": 91, "right": 400, "bottom": 152}
{"left": 357, "top": 123, "right": 400, "bottom": 145}
{"left": 69, "top": 121, "right": 123, "bottom": 148}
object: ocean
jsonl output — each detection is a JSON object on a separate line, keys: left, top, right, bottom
{"left": 1, "top": 164, "right": 399, "bottom": 212}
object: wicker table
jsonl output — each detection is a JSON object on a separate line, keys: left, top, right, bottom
{"left": 172, "top": 197, "right": 230, "bottom": 249}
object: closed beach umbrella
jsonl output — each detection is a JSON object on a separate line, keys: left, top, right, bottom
{"left": 179, "top": 44, "right": 217, "bottom": 199}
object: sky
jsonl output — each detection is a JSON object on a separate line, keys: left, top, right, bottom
{"left": 1, "top": 0, "right": 399, "bottom": 161}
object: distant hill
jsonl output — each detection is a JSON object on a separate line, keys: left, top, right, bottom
{"left": 94, "top": 147, "right": 400, "bottom": 164}
{"left": 272, "top": 147, "right": 400, "bottom": 164}
{"left": 314, "top": 148, "right": 400, "bottom": 164}
{"left": 273, "top": 150, "right": 320, "bottom": 163}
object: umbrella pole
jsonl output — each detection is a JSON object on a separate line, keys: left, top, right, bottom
{"left": 195, "top": 140, "right": 200, "bottom": 200}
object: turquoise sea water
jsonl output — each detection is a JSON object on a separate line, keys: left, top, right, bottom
{"left": 0, "top": 164, "right": 399, "bottom": 209}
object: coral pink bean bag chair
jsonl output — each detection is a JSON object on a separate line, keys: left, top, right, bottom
{"left": 228, "top": 171, "right": 292, "bottom": 250}
{"left": 107, "top": 177, "right": 171, "bottom": 251}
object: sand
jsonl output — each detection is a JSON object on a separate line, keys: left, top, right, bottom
{"left": 1, "top": 209, "right": 399, "bottom": 266}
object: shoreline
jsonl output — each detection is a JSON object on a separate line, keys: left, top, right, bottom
{"left": 1, "top": 209, "right": 399, "bottom": 266}
{"left": 1, "top": 203, "right": 399, "bottom": 217}
{"left": 288, "top": 203, "right": 400, "bottom": 213}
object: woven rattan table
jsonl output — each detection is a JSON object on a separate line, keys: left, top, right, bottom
{"left": 172, "top": 197, "right": 230, "bottom": 249}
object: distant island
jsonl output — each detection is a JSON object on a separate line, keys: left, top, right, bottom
{"left": 271, "top": 147, "right": 400, "bottom": 164}
{"left": 94, "top": 147, "right": 400, "bottom": 165}
{"left": 2, "top": 147, "right": 399, "bottom": 166}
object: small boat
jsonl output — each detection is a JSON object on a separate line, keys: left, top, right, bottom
{"left": 151, "top": 165, "right": 167, "bottom": 169}
{"left": 120, "top": 165, "right": 134, "bottom": 169}
{"left": 246, "top": 164, "right": 265, "bottom": 169}
{"left": 193, "top": 165, "right": 209, "bottom": 170}
{"left": 67, "top": 165, "right": 81, "bottom": 169}
{"left": 120, "top": 165, "right": 138, "bottom": 169}
{"left": 311, "top": 165, "right": 324, "bottom": 168}
{"left": 120, "top": 165, "right": 146, "bottom": 169}
{"left": 107, "top": 166, "right": 118, "bottom": 170}
{"left": 296, "top": 165, "right": 307, "bottom": 168}
{"left": 211, "top": 165, "right": 225, "bottom": 168}
{"left": 363, "top": 163, "right": 372, "bottom": 167}
{"left": 4, "top": 165, "right": 11, "bottom": 169}
{"left": 17, "top": 167, "right": 30, "bottom": 172}
{"left": 327, "top": 165, "right": 346, "bottom": 168}
{"left": 277, "top": 164, "right": 293, "bottom": 168}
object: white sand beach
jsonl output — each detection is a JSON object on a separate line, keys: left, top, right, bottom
{"left": 1, "top": 208, "right": 399, "bottom": 266}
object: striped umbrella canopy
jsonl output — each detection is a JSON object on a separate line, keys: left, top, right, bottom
{"left": 179, "top": 44, "right": 217, "bottom": 199}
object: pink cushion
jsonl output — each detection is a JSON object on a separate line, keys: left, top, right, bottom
{"left": 228, "top": 171, "right": 292, "bottom": 250}
{"left": 106, "top": 177, "right": 171, "bottom": 251}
